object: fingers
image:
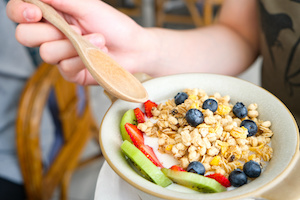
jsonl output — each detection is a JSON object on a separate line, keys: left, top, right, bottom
{"left": 7, "top": 0, "right": 107, "bottom": 23}
{"left": 57, "top": 57, "right": 98, "bottom": 85}
{"left": 6, "top": 0, "right": 42, "bottom": 23}
{"left": 39, "top": 39, "right": 76, "bottom": 64}
{"left": 58, "top": 56, "right": 85, "bottom": 81}
{"left": 38, "top": 31, "right": 106, "bottom": 86}
{"left": 15, "top": 22, "right": 69, "bottom": 47}
{"left": 54, "top": 33, "right": 107, "bottom": 85}
{"left": 40, "top": 33, "right": 106, "bottom": 64}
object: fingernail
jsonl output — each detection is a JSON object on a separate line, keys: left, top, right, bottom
{"left": 23, "top": 9, "right": 35, "bottom": 22}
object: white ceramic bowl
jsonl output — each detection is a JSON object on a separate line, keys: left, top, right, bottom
{"left": 99, "top": 73, "right": 299, "bottom": 200}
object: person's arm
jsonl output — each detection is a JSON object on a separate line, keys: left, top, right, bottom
{"left": 6, "top": 0, "right": 259, "bottom": 85}
{"left": 142, "top": 0, "right": 260, "bottom": 77}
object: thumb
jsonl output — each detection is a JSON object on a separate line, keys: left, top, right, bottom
{"left": 6, "top": 0, "right": 43, "bottom": 23}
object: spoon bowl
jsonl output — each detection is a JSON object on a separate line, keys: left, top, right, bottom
{"left": 24, "top": 0, "right": 148, "bottom": 103}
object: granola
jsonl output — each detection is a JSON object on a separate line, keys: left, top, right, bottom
{"left": 137, "top": 88, "right": 273, "bottom": 178}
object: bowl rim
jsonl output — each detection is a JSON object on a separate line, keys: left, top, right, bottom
{"left": 99, "top": 73, "right": 299, "bottom": 200}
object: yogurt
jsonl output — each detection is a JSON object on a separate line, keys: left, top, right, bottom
{"left": 144, "top": 135, "right": 179, "bottom": 168}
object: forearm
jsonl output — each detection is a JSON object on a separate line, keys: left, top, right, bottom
{"left": 139, "top": 24, "right": 258, "bottom": 77}
{"left": 136, "top": 0, "right": 260, "bottom": 78}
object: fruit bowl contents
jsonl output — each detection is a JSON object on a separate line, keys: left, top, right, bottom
{"left": 119, "top": 88, "right": 274, "bottom": 193}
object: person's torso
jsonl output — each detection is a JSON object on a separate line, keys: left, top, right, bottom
{"left": 258, "top": 0, "right": 300, "bottom": 117}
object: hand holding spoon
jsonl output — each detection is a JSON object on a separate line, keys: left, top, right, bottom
{"left": 24, "top": 0, "right": 148, "bottom": 103}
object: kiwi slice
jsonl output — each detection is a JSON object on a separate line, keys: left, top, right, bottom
{"left": 161, "top": 168, "right": 226, "bottom": 193}
{"left": 121, "top": 140, "right": 172, "bottom": 187}
{"left": 125, "top": 155, "right": 152, "bottom": 180}
{"left": 120, "top": 109, "right": 137, "bottom": 142}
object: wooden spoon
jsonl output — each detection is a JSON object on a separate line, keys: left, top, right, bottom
{"left": 24, "top": 0, "right": 148, "bottom": 103}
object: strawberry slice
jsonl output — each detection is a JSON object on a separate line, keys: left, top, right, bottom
{"left": 205, "top": 173, "right": 231, "bottom": 187}
{"left": 134, "top": 108, "right": 145, "bottom": 123}
{"left": 170, "top": 165, "right": 186, "bottom": 171}
{"left": 144, "top": 100, "right": 157, "bottom": 118}
{"left": 125, "top": 123, "right": 144, "bottom": 147}
{"left": 138, "top": 144, "right": 163, "bottom": 168}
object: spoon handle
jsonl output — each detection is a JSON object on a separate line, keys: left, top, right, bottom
{"left": 24, "top": 0, "right": 92, "bottom": 49}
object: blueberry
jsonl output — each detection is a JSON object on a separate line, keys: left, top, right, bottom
{"left": 243, "top": 160, "right": 261, "bottom": 178}
{"left": 228, "top": 169, "right": 248, "bottom": 187}
{"left": 202, "top": 99, "right": 218, "bottom": 112}
{"left": 185, "top": 109, "right": 204, "bottom": 127}
{"left": 174, "top": 92, "right": 188, "bottom": 105}
{"left": 187, "top": 161, "right": 205, "bottom": 175}
{"left": 241, "top": 119, "right": 258, "bottom": 137}
{"left": 233, "top": 102, "right": 248, "bottom": 118}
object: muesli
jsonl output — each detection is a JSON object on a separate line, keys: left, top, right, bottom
{"left": 120, "top": 88, "right": 273, "bottom": 191}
